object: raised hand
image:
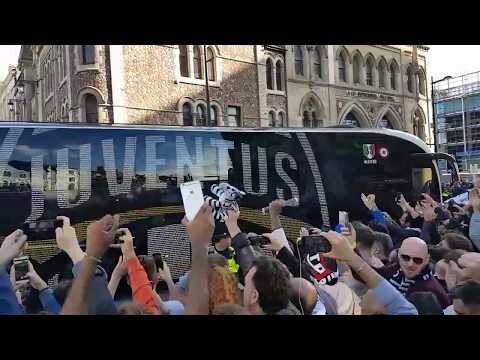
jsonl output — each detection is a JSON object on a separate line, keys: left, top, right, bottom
{"left": 25, "top": 261, "right": 48, "bottom": 291}
{"left": 0, "top": 229, "right": 27, "bottom": 267}
{"left": 269, "top": 199, "right": 284, "bottom": 217}
{"left": 86, "top": 214, "right": 119, "bottom": 259}
{"left": 421, "top": 193, "right": 438, "bottom": 207}
{"left": 55, "top": 216, "right": 86, "bottom": 263}
{"left": 299, "top": 227, "right": 310, "bottom": 238}
{"left": 262, "top": 231, "right": 290, "bottom": 252}
{"left": 182, "top": 203, "right": 214, "bottom": 248}
{"left": 361, "top": 193, "right": 378, "bottom": 211}
{"left": 118, "top": 228, "right": 136, "bottom": 260}
{"left": 158, "top": 261, "right": 172, "bottom": 282}
{"left": 224, "top": 208, "right": 240, "bottom": 228}
{"left": 321, "top": 230, "right": 356, "bottom": 262}
{"left": 421, "top": 203, "right": 437, "bottom": 222}
{"left": 339, "top": 224, "right": 357, "bottom": 250}
{"left": 112, "top": 255, "right": 128, "bottom": 279}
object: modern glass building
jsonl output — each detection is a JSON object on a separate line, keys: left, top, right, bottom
{"left": 434, "top": 71, "right": 480, "bottom": 172}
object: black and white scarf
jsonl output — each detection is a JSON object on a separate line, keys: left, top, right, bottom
{"left": 388, "top": 265, "right": 433, "bottom": 295}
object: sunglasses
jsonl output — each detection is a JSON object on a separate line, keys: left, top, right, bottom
{"left": 399, "top": 254, "right": 423, "bottom": 265}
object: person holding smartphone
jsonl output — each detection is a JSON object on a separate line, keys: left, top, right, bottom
{"left": 0, "top": 229, "right": 28, "bottom": 314}
{"left": 317, "top": 230, "right": 417, "bottom": 315}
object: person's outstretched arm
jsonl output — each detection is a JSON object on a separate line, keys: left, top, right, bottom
{"left": 25, "top": 261, "right": 61, "bottom": 314}
{"left": 182, "top": 203, "right": 214, "bottom": 315}
{"left": 0, "top": 229, "right": 27, "bottom": 315}
{"left": 108, "top": 256, "right": 127, "bottom": 298}
{"left": 225, "top": 209, "right": 257, "bottom": 275}
{"left": 321, "top": 231, "right": 418, "bottom": 315}
{"left": 61, "top": 214, "right": 118, "bottom": 315}
{"left": 158, "top": 261, "right": 187, "bottom": 304}
{"left": 119, "top": 228, "right": 159, "bottom": 315}
{"left": 269, "top": 200, "right": 284, "bottom": 231}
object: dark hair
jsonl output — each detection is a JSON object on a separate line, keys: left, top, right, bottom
{"left": 453, "top": 280, "right": 480, "bottom": 306}
{"left": 428, "top": 245, "right": 449, "bottom": 263}
{"left": 406, "top": 292, "right": 443, "bottom": 315}
{"left": 442, "top": 233, "right": 474, "bottom": 252}
{"left": 372, "top": 231, "right": 394, "bottom": 256}
{"left": 213, "top": 222, "right": 229, "bottom": 244}
{"left": 138, "top": 255, "right": 157, "bottom": 283}
{"left": 53, "top": 279, "right": 74, "bottom": 306}
{"left": 251, "top": 256, "right": 291, "bottom": 314}
{"left": 351, "top": 221, "right": 376, "bottom": 249}
{"left": 443, "top": 249, "right": 467, "bottom": 265}
{"left": 22, "top": 287, "right": 43, "bottom": 314}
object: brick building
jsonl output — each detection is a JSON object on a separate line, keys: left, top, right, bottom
{"left": 13, "top": 45, "right": 428, "bottom": 142}
{"left": 15, "top": 45, "right": 285, "bottom": 127}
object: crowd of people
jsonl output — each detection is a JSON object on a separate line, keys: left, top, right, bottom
{"left": 1, "top": 181, "right": 480, "bottom": 315}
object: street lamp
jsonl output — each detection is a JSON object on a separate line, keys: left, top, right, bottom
{"left": 431, "top": 75, "right": 452, "bottom": 153}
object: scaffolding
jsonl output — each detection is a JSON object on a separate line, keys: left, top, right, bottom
{"left": 434, "top": 70, "right": 480, "bottom": 172}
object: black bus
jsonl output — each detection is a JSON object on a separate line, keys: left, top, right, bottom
{"left": 0, "top": 123, "right": 459, "bottom": 283}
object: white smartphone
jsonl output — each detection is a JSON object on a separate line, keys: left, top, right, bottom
{"left": 339, "top": 211, "right": 350, "bottom": 227}
{"left": 361, "top": 193, "right": 368, "bottom": 204}
{"left": 180, "top": 181, "right": 204, "bottom": 221}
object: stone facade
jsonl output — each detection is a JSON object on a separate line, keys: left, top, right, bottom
{"left": 286, "top": 45, "right": 431, "bottom": 142}
{"left": 0, "top": 65, "right": 17, "bottom": 121}
{"left": 17, "top": 45, "right": 271, "bottom": 127}
{"left": 14, "top": 45, "right": 429, "bottom": 143}
{"left": 118, "top": 45, "right": 263, "bottom": 126}
{"left": 16, "top": 45, "right": 112, "bottom": 124}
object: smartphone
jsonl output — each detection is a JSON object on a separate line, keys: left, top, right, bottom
{"left": 152, "top": 253, "right": 164, "bottom": 270}
{"left": 338, "top": 211, "right": 350, "bottom": 227}
{"left": 298, "top": 235, "right": 332, "bottom": 259}
{"left": 395, "top": 192, "right": 402, "bottom": 203}
{"left": 114, "top": 229, "right": 127, "bottom": 244}
{"left": 13, "top": 256, "right": 29, "bottom": 282}
{"left": 180, "top": 181, "right": 204, "bottom": 221}
{"left": 22, "top": 219, "right": 63, "bottom": 241}
{"left": 248, "top": 235, "right": 271, "bottom": 247}
{"left": 361, "top": 193, "right": 368, "bottom": 204}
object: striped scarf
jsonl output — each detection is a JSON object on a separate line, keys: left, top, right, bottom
{"left": 388, "top": 265, "right": 433, "bottom": 296}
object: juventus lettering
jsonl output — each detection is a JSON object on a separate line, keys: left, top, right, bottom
{"left": 0, "top": 128, "right": 330, "bottom": 225}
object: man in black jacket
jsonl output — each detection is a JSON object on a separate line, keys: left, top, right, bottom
{"left": 223, "top": 208, "right": 296, "bottom": 315}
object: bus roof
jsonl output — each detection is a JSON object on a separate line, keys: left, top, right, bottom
{"left": 0, "top": 121, "right": 431, "bottom": 154}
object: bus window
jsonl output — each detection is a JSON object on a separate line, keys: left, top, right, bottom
{"left": 412, "top": 167, "right": 433, "bottom": 194}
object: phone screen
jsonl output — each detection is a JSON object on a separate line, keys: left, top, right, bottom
{"left": 23, "top": 219, "right": 63, "bottom": 241}
{"left": 339, "top": 211, "right": 349, "bottom": 227}
{"left": 14, "top": 257, "right": 29, "bottom": 282}
{"left": 180, "top": 181, "right": 204, "bottom": 221}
